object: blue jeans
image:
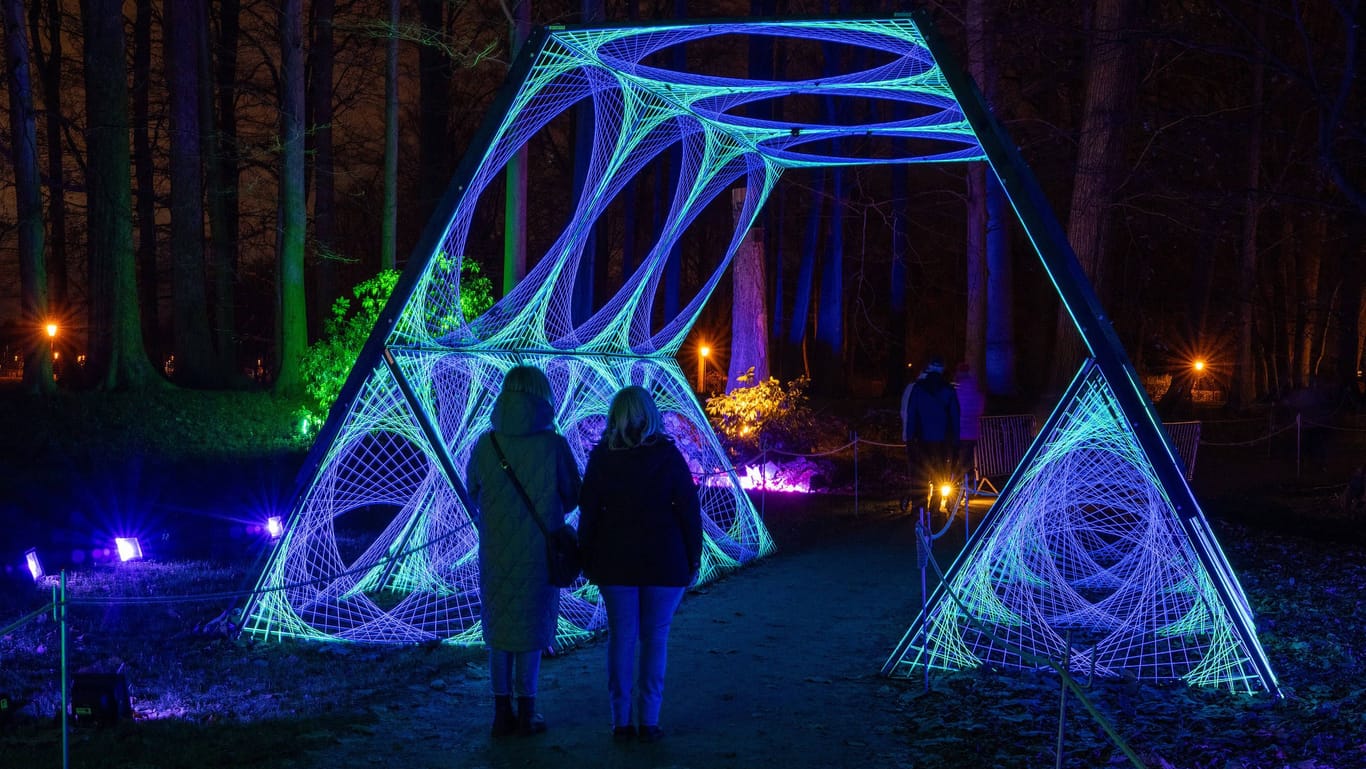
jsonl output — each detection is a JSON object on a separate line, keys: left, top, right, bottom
{"left": 599, "top": 585, "right": 685, "bottom": 728}
{"left": 489, "top": 648, "right": 541, "bottom": 698}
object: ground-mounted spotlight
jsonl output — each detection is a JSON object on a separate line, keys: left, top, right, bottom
{"left": 114, "top": 537, "right": 143, "bottom": 562}
{"left": 24, "top": 548, "right": 43, "bottom": 581}
{"left": 266, "top": 516, "right": 284, "bottom": 539}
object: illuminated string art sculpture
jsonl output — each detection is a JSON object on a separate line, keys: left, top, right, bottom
{"left": 240, "top": 13, "right": 1276, "bottom": 692}
{"left": 883, "top": 362, "right": 1275, "bottom": 694}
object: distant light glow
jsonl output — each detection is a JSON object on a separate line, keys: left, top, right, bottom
{"left": 1193, "top": 360, "right": 1206, "bottom": 372}
{"left": 45, "top": 323, "right": 57, "bottom": 338}
{"left": 266, "top": 516, "right": 284, "bottom": 539}
{"left": 114, "top": 537, "right": 143, "bottom": 562}
{"left": 25, "top": 548, "right": 43, "bottom": 581}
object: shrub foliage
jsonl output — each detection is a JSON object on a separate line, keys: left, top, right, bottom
{"left": 703, "top": 369, "right": 815, "bottom": 457}
{"left": 297, "top": 262, "right": 493, "bottom": 430}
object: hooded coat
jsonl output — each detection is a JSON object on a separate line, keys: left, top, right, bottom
{"left": 577, "top": 438, "right": 703, "bottom": 588}
{"left": 902, "top": 370, "right": 962, "bottom": 445}
{"left": 466, "top": 390, "right": 582, "bottom": 651}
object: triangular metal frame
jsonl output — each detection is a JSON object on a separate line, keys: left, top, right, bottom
{"left": 883, "top": 361, "right": 1278, "bottom": 694}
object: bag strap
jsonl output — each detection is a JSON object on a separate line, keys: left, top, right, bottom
{"left": 488, "top": 432, "right": 554, "bottom": 539}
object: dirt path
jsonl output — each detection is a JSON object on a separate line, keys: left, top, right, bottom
{"left": 309, "top": 502, "right": 931, "bottom": 769}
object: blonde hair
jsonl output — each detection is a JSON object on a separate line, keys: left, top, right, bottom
{"left": 603, "top": 385, "right": 666, "bottom": 449}
{"left": 501, "top": 365, "right": 552, "bottom": 403}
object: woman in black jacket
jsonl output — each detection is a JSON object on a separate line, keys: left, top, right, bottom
{"left": 579, "top": 385, "right": 703, "bottom": 743}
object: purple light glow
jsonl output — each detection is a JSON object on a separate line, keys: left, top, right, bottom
{"left": 25, "top": 548, "right": 43, "bottom": 581}
{"left": 115, "top": 537, "right": 143, "bottom": 562}
{"left": 266, "top": 516, "right": 284, "bottom": 539}
{"left": 705, "top": 460, "right": 818, "bottom": 493}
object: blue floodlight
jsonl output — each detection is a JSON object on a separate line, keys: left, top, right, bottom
{"left": 24, "top": 548, "right": 43, "bottom": 581}
{"left": 266, "top": 516, "right": 284, "bottom": 539}
{"left": 114, "top": 537, "right": 143, "bottom": 562}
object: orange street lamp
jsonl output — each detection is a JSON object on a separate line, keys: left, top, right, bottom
{"left": 698, "top": 344, "right": 710, "bottom": 393}
{"left": 1193, "top": 359, "right": 1205, "bottom": 372}
{"left": 45, "top": 322, "right": 58, "bottom": 338}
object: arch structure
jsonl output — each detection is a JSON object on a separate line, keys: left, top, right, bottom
{"left": 240, "top": 14, "right": 1278, "bottom": 695}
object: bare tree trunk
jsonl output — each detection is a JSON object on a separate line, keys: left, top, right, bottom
{"left": 1297, "top": 214, "right": 1322, "bottom": 386}
{"left": 132, "top": 0, "right": 158, "bottom": 359}
{"left": 4, "top": 0, "right": 53, "bottom": 392}
{"left": 568, "top": 0, "right": 604, "bottom": 323}
{"left": 963, "top": 0, "right": 990, "bottom": 386}
{"left": 502, "top": 0, "right": 530, "bottom": 293}
{"left": 1051, "top": 0, "right": 1139, "bottom": 387}
{"left": 200, "top": 0, "right": 235, "bottom": 375}
{"left": 965, "top": 165, "right": 987, "bottom": 376}
{"left": 381, "top": 0, "right": 398, "bottom": 271}
{"left": 786, "top": 170, "right": 823, "bottom": 381}
{"left": 813, "top": 24, "right": 845, "bottom": 396}
{"left": 1276, "top": 218, "right": 1296, "bottom": 392}
{"left": 1341, "top": 235, "right": 1366, "bottom": 392}
{"left": 82, "top": 0, "right": 158, "bottom": 389}
{"left": 165, "top": 0, "right": 218, "bottom": 387}
{"left": 309, "top": 0, "right": 337, "bottom": 332}
{"left": 1311, "top": 211, "right": 1334, "bottom": 382}
{"left": 29, "top": 0, "right": 67, "bottom": 314}
{"left": 984, "top": 174, "right": 1016, "bottom": 397}
{"left": 728, "top": 187, "right": 769, "bottom": 390}
{"left": 417, "top": 0, "right": 452, "bottom": 227}
{"left": 213, "top": 0, "right": 242, "bottom": 362}
{"left": 274, "top": 0, "right": 308, "bottom": 396}
{"left": 1232, "top": 0, "right": 1267, "bottom": 409}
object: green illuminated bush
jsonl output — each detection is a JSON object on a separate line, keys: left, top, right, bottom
{"left": 297, "top": 261, "right": 494, "bottom": 432}
{"left": 704, "top": 369, "right": 815, "bottom": 457}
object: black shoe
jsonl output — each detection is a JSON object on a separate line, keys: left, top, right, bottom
{"left": 612, "top": 725, "right": 636, "bottom": 743}
{"left": 491, "top": 695, "right": 518, "bottom": 738}
{"left": 638, "top": 725, "right": 664, "bottom": 743}
{"left": 516, "top": 696, "right": 547, "bottom": 735}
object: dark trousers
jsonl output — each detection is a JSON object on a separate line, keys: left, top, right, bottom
{"left": 906, "top": 440, "right": 955, "bottom": 512}
{"left": 958, "top": 439, "right": 978, "bottom": 482}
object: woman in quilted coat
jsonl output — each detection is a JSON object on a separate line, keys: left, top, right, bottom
{"left": 578, "top": 385, "right": 703, "bottom": 744}
{"left": 466, "top": 365, "right": 581, "bottom": 737}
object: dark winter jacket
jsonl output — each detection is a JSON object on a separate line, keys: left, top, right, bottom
{"left": 901, "top": 371, "right": 962, "bottom": 446}
{"left": 466, "top": 390, "right": 582, "bottom": 651}
{"left": 578, "top": 438, "right": 703, "bottom": 588}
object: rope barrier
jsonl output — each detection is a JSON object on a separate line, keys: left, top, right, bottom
{"left": 767, "top": 440, "right": 858, "bottom": 458}
{"left": 1197, "top": 422, "right": 1299, "bottom": 447}
{"left": 1302, "top": 418, "right": 1366, "bottom": 433}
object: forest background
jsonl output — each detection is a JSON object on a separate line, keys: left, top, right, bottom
{"left": 0, "top": 0, "right": 1362, "bottom": 413}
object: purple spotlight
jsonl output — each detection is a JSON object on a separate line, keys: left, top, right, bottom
{"left": 25, "top": 548, "right": 43, "bottom": 581}
{"left": 266, "top": 516, "right": 284, "bottom": 539}
{"left": 114, "top": 537, "right": 143, "bottom": 562}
